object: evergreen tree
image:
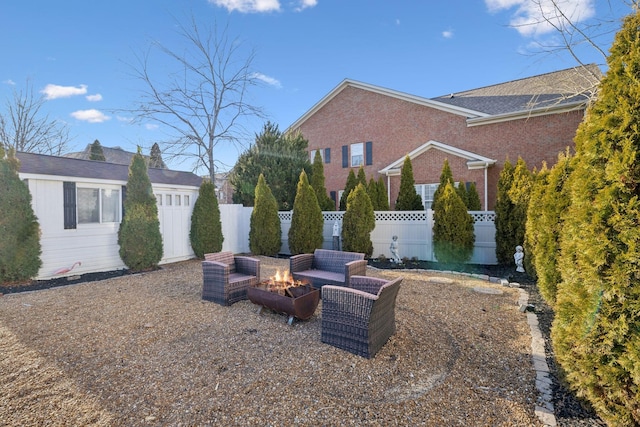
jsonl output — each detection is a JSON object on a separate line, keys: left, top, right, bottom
{"left": 494, "top": 159, "right": 515, "bottom": 265}
{"left": 89, "top": 139, "right": 106, "bottom": 161}
{"left": 367, "top": 177, "right": 378, "bottom": 209}
{"left": 395, "top": 155, "right": 424, "bottom": 210}
{"left": 118, "top": 148, "right": 163, "bottom": 271}
{"left": 455, "top": 182, "right": 468, "bottom": 208}
{"left": 149, "top": 142, "right": 167, "bottom": 169}
{"left": 466, "top": 182, "right": 482, "bottom": 211}
{"left": 190, "top": 180, "right": 223, "bottom": 258}
{"left": 356, "top": 165, "right": 367, "bottom": 187}
{"left": 230, "top": 122, "right": 310, "bottom": 210}
{"left": 0, "top": 147, "right": 42, "bottom": 283}
{"left": 249, "top": 174, "right": 281, "bottom": 256}
{"left": 432, "top": 159, "right": 453, "bottom": 211}
{"left": 339, "top": 169, "right": 358, "bottom": 211}
{"left": 376, "top": 176, "right": 390, "bottom": 210}
{"left": 310, "top": 150, "right": 334, "bottom": 211}
{"left": 552, "top": 11, "right": 640, "bottom": 424}
{"left": 342, "top": 183, "right": 375, "bottom": 256}
{"left": 288, "top": 170, "right": 323, "bottom": 254}
{"left": 508, "top": 157, "right": 533, "bottom": 268}
{"left": 432, "top": 181, "right": 475, "bottom": 265}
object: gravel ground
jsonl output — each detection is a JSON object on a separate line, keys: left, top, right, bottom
{"left": 0, "top": 257, "right": 541, "bottom": 426}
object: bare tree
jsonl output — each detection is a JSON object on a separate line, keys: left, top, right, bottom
{"left": 129, "top": 16, "right": 265, "bottom": 182}
{"left": 0, "top": 81, "right": 71, "bottom": 155}
{"left": 513, "top": 0, "right": 639, "bottom": 98}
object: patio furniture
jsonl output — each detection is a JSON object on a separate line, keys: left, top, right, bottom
{"left": 202, "top": 252, "right": 260, "bottom": 306}
{"left": 321, "top": 275, "right": 403, "bottom": 358}
{"left": 289, "top": 249, "right": 366, "bottom": 291}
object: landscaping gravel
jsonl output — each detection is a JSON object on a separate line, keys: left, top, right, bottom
{"left": 0, "top": 257, "right": 579, "bottom": 426}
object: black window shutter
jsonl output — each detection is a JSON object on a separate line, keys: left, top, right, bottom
{"left": 342, "top": 145, "right": 348, "bottom": 168}
{"left": 324, "top": 148, "right": 331, "bottom": 164}
{"left": 63, "top": 182, "right": 77, "bottom": 229}
{"left": 330, "top": 191, "right": 337, "bottom": 204}
{"left": 121, "top": 185, "right": 127, "bottom": 219}
{"left": 365, "top": 141, "right": 373, "bottom": 165}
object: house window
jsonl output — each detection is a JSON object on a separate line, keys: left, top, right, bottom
{"left": 351, "top": 143, "right": 363, "bottom": 167}
{"left": 414, "top": 183, "right": 439, "bottom": 210}
{"left": 310, "top": 149, "right": 324, "bottom": 163}
{"left": 175, "top": 195, "right": 181, "bottom": 206}
{"left": 156, "top": 194, "right": 162, "bottom": 205}
{"left": 77, "top": 187, "right": 120, "bottom": 224}
{"left": 166, "top": 195, "right": 172, "bottom": 206}
{"left": 184, "top": 195, "right": 190, "bottom": 206}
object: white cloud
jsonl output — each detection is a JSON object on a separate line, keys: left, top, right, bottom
{"left": 86, "top": 93, "right": 103, "bottom": 102}
{"left": 395, "top": 19, "right": 401, "bottom": 26}
{"left": 485, "top": 0, "right": 596, "bottom": 37}
{"left": 3, "top": 79, "right": 16, "bottom": 86}
{"left": 295, "top": 0, "right": 317, "bottom": 12}
{"left": 145, "top": 123, "right": 159, "bottom": 130}
{"left": 41, "top": 84, "right": 88, "bottom": 100}
{"left": 116, "top": 115, "right": 133, "bottom": 123}
{"left": 70, "top": 109, "right": 110, "bottom": 123}
{"left": 252, "top": 72, "right": 282, "bottom": 88}
{"left": 209, "top": 0, "right": 280, "bottom": 13}
{"left": 442, "top": 30, "right": 454, "bottom": 39}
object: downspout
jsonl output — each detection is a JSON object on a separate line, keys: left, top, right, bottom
{"left": 484, "top": 163, "right": 488, "bottom": 210}
{"left": 387, "top": 175, "right": 391, "bottom": 207}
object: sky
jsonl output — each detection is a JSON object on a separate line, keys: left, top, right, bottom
{"left": 0, "top": 0, "right": 635, "bottom": 173}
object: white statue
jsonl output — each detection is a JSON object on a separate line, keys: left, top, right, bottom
{"left": 390, "top": 235, "right": 401, "bottom": 263}
{"left": 514, "top": 245, "right": 525, "bottom": 273}
{"left": 332, "top": 221, "right": 341, "bottom": 251}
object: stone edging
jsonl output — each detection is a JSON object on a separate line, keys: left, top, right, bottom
{"left": 375, "top": 267, "right": 558, "bottom": 427}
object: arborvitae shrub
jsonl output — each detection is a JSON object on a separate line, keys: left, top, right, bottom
{"left": 494, "top": 159, "right": 515, "bottom": 265}
{"left": 190, "top": 180, "right": 223, "bottom": 258}
{"left": 310, "top": 150, "right": 334, "bottom": 211}
{"left": 118, "top": 151, "right": 163, "bottom": 271}
{"left": 466, "top": 182, "right": 482, "bottom": 211}
{"left": 0, "top": 147, "right": 42, "bottom": 283}
{"left": 342, "top": 183, "right": 375, "bottom": 256}
{"left": 432, "top": 159, "right": 453, "bottom": 211}
{"left": 432, "top": 181, "right": 475, "bottom": 264}
{"left": 339, "top": 169, "right": 357, "bottom": 211}
{"left": 376, "top": 176, "right": 390, "bottom": 210}
{"left": 288, "top": 170, "right": 323, "bottom": 254}
{"left": 508, "top": 157, "right": 533, "bottom": 272}
{"left": 552, "top": 11, "right": 640, "bottom": 425}
{"left": 395, "top": 155, "right": 424, "bottom": 210}
{"left": 455, "top": 182, "right": 468, "bottom": 208}
{"left": 149, "top": 142, "right": 167, "bottom": 169}
{"left": 249, "top": 174, "right": 281, "bottom": 256}
{"left": 527, "top": 153, "right": 573, "bottom": 307}
{"left": 522, "top": 165, "right": 549, "bottom": 279}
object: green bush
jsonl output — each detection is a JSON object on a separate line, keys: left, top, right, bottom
{"left": 552, "top": 11, "right": 640, "bottom": 425}
{"left": 432, "top": 159, "right": 453, "bottom": 212}
{"left": 310, "top": 150, "right": 335, "bottom": 211}
{"left": 190, "top": 180, "right": 223, "bottom": 258}
{"left": 432, "top": 181, "right": 475, "bottom": 264}
{"left": 466, "top": 182, "right": 482, "bottom": 211}
{"left": 118, "top": 150, "right": 163, "bottom": 271}
{"left": 395, "top": 155, "right": 423, "bottom": 210}
{"left": 342, "top": 183, "right": 375, "bottom": 256}
{"left": 288, "top": 170, "right": 323, "bottom": 254}
{"left": 250, "top": 174, "right": 281, "bottom": 256}
{"left": 0, "top": 147, "right": 42, "bottom": 283}
{"left": 494, "top": 159, "right": 515, "bottom": 265}
{"left": 339, "top": 169, "right": 358, "bottom": 211}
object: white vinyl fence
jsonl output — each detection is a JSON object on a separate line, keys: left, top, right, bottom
{"left": 220, "top": 205, "right": 497, "bottom": 265}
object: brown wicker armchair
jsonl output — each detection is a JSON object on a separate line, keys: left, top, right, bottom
{"left": 321, "top": 275, "right": 402, "bottom": 358}
{"left": 202, "top": 252, "right": 260, "bottom": 306}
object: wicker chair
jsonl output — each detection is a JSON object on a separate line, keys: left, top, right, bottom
{"left": 202, "top": 252, "right": 260, "bottom": 306}
{"left": 321, "top": 275, "right": 402, "bottom": 358}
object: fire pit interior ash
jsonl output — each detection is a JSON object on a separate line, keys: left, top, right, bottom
{"left": 247, "top": 269, "right": 320, "bottom": 325}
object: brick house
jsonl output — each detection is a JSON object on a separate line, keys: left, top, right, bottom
{"left": 287, "top": 65, "right": 599, "bottom": 210}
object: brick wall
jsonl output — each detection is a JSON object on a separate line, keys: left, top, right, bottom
{"left": 297, "top": 85, "right": 583, "bottom": 209}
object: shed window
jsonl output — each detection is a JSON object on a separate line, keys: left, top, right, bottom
{"left": 77, "top": 187, "right": 121, "bottom": 224}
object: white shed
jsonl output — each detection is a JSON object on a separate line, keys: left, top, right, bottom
{"left": 17, "top": 152, "right": 202, "bottom": 280}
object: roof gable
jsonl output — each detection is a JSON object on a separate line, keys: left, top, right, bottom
{"left": 378, "top": 140, "right": 497, "bottom": 176}
{"left": 16, "top": 152, "right": 202, "bottom": 187}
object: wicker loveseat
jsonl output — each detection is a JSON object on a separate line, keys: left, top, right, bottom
{"left": 202, "top": 252, "right": 260, "bottom": 306}
{"left": 289, "top": 249, "right": 367, "bottom": 290}
{"left": 321, "top": 275, "right": 403, "bottom": 358}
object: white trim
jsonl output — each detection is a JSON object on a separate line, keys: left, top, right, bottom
{"left": 285, "top": 79, "right": 486, "bottom": 133}
{"left": 466, "top": 101, "right": 586, "bottom": 127}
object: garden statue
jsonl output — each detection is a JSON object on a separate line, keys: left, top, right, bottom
{"left": 514, "top": 245, "right": 525, "bottom": 273}
{"left": 332, "top": 220, "right": 341, "bottom": 251}
{"left": 390, "top": 235, "right": 401, "bottom": 263}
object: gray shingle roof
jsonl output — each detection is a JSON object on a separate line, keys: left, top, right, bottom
{"left": 431, "top": 65, "right": 602, "bottom": 115}
{"left": 17, "top": 151, "right": 202, "bottom": 187}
